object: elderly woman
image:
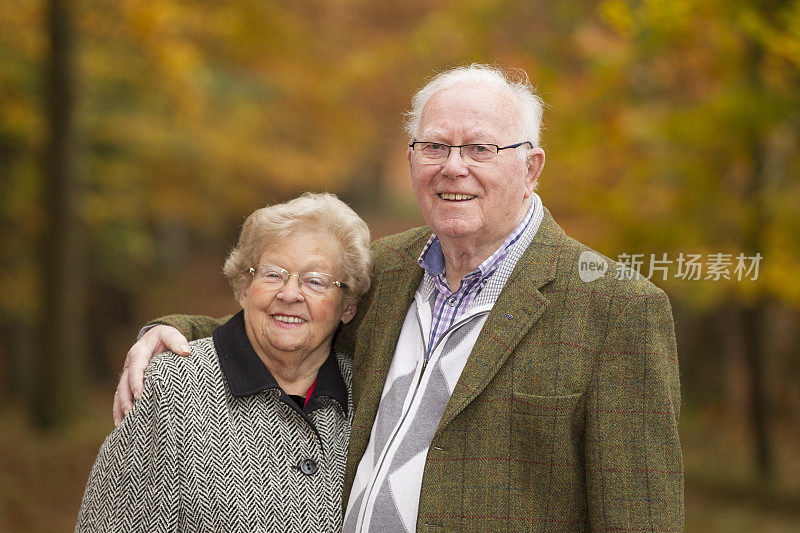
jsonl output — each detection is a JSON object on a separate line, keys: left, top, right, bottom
{"left": 76, "top": 192, "right": 372, "bottom": 532}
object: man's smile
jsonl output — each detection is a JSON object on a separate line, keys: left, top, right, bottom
{"left": 438, "top": 193, "right": 476, "bottom": 201}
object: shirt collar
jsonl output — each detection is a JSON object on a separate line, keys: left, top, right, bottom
{"left": 213, "top": 310, "right": 348, "bottom": 414}
{"left": 417, "top": 198, "right": 538, "bottom": 285}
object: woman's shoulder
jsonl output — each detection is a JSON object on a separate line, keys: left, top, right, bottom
{"left": 147, "top": 337, "right": 221, "bottom": 383}
{"left": 138, "top": 338, "right": 227, "bottom": 418}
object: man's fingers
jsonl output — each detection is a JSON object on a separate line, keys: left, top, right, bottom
{"left": 159, "top": 326, "right": 191, "bottom": 357}
{"left": 112, "top": 331, "right": 157, "bottom": 424}
{"left": 128, "top": 325, "right": 189, "bottom": 402}
{"left": 127, "top": 350, "right": 148, "bottom": 403}
{"left": 114, "top": 368, "right": 134, "bottom": 426}
{"left": 112, "top": 325, "right": 189, "bottom": 424}
{"left": 112, "top": 389, "right": 122, "bottom": 427}
{"left": 124, "top": 338, "right": 150, "bottom": 403}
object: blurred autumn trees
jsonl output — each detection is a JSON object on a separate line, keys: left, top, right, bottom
{"left": 1, "top": 0, "right": 799, "bottom": 479}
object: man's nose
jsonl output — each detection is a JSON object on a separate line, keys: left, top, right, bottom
{"left": 441, "top": 146, "right": 469, "bottom": 177}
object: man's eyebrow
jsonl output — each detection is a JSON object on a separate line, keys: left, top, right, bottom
{"left": 417, "top": 129, "right": 499, "bottom": 143}
{"left": 468, "top": 130, "right": 499, "bottom": 143}
{"left": 418, "top": 128, "right": 445, "bottom": 140}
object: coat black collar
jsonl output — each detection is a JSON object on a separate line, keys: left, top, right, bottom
{"left": 213, "top": 310, "right": 348, "bottom": 414}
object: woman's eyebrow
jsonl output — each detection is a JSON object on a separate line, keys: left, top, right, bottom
{"left": 260, "top": 259, "right": 332, "bottom": 271}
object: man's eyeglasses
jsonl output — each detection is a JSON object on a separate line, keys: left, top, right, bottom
{"left": 409, "top": 141, "right": 533, "bottom": 163}
{"left": 248, "top": 264, "right": 348, "bottom": 295}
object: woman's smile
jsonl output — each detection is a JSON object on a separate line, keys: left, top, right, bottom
{"left": 271, "top": 313, "right": 307, "bottom": 325}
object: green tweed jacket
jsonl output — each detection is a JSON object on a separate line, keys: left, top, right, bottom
{"left": 156, "top": 209, "right": 683, "bottom": 532}
{"left": 337, "top": 209, "right": 683, "bottom": 532}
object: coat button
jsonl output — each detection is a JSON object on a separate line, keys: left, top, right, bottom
{"left": 299, "top": 458, "right": 318, "bottom": 475}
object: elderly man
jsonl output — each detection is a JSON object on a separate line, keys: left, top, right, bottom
{"left": 115, "top": 65, "right": 683, "bottom": 532}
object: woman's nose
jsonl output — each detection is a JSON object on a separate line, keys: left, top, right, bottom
{"left": 276, "top": 275, "right": 305, "bottom": 301}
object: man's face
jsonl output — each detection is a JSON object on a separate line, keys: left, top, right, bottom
{"left": 408, "top": 85, "right": 544, "bottom": 252}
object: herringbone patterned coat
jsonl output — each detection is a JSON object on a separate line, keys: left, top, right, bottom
{"left": 145, "top": 209, "right": 683, "bottom": 532}
{"left": 77, "top": 331, "right": 353, "bottom": 532}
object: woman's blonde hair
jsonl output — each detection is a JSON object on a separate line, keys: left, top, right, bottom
{"left": 223, "top": 192, "right": 372, "bottom": 306}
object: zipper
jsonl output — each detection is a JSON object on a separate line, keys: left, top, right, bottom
{"left": 355, "top": 306, "right": 491, "bottom": 531}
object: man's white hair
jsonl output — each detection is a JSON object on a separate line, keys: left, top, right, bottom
{"left": 403, "top": 64, "right": 545, "bottom": 148}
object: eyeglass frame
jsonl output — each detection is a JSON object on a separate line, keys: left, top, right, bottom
{"left": 247, "top": 264, "right": 348, "bottom": 295}
{"left": 409, "top": 140, "right": 533, "bottom": 163}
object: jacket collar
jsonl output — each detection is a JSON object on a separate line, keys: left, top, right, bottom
{"left": 359, "top": 208, "right": 564, "bottom": 428}
{"left": 343, "top": 209, "right": 566, "bottom": 505}
{"left": 213, "top": 310, "right": 348, "bottom": 414}
{"left": 439, "top": 208, "right": 564, "bottom": 427}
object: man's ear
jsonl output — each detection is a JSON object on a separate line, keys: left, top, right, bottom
{"left": 524, "top": 147, "right": 546, "bottom": 195}
{"left": 407, "top": 146, "right": 414, "bottom": 184}
{"left": 341, "top": 304, "right": 357, "bottom": 324}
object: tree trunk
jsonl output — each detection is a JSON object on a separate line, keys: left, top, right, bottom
{"left": 740, "top": 303, "right": 771, "bottom": 479}
{"left": 735, "top": 0, "right": 795, "bottom": 483}
{"left": 33, "top": 0, "right": 84, "bottom": 429}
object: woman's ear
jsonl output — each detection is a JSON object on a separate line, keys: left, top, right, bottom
{"left": 238, "top": 285, "right": 250, "bottom": 308}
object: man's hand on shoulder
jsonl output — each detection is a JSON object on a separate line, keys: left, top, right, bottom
{"left": 112, "top": 325, "right": 190, "bottom": 426}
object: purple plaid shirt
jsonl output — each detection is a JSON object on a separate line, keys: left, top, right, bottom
{"left": 417, "top": 200, "right": 537, "bottom": 358}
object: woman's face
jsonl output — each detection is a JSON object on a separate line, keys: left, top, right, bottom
{"left": 239, "top": 230, "right": 357, "bottom": 363}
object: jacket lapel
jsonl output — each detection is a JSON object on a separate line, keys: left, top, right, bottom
{"left": 350, "top": 239, "right": 426, "bottom": 440}
{"left": 438, "top": 210, "right": 566, "bottom": 429}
